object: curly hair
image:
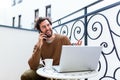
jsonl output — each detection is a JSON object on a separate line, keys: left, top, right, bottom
{"left": 34, "top": 17, "right": 52, "bottom": 33}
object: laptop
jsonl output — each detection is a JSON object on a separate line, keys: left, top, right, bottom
{"left": 53, "top": 45, "right": 102, "bottom": 72}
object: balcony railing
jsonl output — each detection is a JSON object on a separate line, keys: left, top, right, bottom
{"left": 52, "top": 1, "right": 120, "bottom": 80}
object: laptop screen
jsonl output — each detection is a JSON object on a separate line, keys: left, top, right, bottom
{"left": 54, "top": 45, "right": 102, "bottom": 72}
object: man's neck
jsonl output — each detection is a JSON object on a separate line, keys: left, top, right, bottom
{"left": 46, "top": 34, "right": 55, "bottom": 43}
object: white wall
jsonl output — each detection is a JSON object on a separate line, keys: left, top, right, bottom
{"left": 0, "top": 27, "right": 38, "bottom": 80}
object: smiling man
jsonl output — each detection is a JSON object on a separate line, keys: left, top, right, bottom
{"left": 21, "top": 17, "right": 71, "bottom": 80}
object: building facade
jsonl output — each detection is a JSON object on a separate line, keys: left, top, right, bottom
{"left": 0, "top": 0, "right": 106, "bottom": 29}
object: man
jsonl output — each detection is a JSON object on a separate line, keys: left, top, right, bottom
{"left": 21, "top": 17, "right": 82, "bottom": 80}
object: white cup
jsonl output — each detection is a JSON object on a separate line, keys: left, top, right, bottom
{"left": 44, "top": 59, "right": 53, "bottom": 69}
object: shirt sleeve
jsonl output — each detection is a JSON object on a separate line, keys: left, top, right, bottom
{"left": 28, "top": 44, "right": 41, "bottom": 70}
{"left": 62, "top": 35, "right": 71, "bottom": 45}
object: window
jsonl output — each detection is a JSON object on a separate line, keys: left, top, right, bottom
{"left": 18, "top": 0, "right": 22, "bottom": 4}
{"left": 35, "top": 9, "right": 39, "bottom": 19}
{"left": 12, "top": 17, "right": 15, "bottom": 27}
{"left": 33, "top": 9, "right": 39, "bottom": 29}
{"left": 34, "top": 9, "right": 39, "bottom": 25}
{"left": 46, "top": 5, "right": 51, "bottom": 18}
{"left": 12, "top": 0, "right": 22, "bottom": 6}
{"left": 12, "top": 0, "right": 16, "bottom": 6}
{"left": 18, "top": 15, "right": 21, "bottom": 28}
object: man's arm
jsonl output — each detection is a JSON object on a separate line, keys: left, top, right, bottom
{"left": 62, "top": 35, "right": 71, "bottom": 45}
{"left": 28, "top": 33, "right": 44, "bottom": 70}
{"left": 28, "top": 44, "right": 41, "bottom": 70}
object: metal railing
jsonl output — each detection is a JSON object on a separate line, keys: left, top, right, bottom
{"left": 52, "top": 1, "right": 120, "bottom": 80}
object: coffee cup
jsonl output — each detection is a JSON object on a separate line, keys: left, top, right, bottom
{"left": 43, "top": 59, "right": 53, "bottom": 69}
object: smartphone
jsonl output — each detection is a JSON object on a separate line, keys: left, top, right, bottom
{"left": 43, "top": 34, "right": 49, "bottom": 41}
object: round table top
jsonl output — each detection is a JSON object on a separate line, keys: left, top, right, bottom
{"left": 37, "top": 67, "right": 98, "bottom": 79}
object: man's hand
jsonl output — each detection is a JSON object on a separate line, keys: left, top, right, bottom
{"left": 76, "top": 40, "right": 82, "bottom": 45}
{"left": 72, "top": 40, "right": 82, "bottom": 45}
{"left": 36, "top": 33, "right": 47, "bottom": 49}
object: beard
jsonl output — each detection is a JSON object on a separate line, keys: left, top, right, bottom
{"left": 45, "top": 29, "right": 53, "bottom": 38}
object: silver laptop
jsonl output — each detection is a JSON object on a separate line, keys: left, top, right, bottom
{"left": 53, "top": 45, "right": 102, "bottom": 72}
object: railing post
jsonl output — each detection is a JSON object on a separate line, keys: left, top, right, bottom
{"left": 84, "top": 7, "right": 88, "bottom": 46}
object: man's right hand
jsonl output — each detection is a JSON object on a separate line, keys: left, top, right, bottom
{"left": 36, "top": 33, "right": 47, "bottom": 49}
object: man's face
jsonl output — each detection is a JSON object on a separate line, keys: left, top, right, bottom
{"left": 39, "top": 20, "right": 53, "bottom": 38}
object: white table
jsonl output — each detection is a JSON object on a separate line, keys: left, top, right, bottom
{"left": 37, "top": 67, "right": 98, "bottom": 80}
